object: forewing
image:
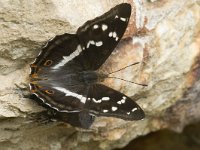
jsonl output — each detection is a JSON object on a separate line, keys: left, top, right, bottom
{"left": 30, "top": 33, "right": 84, "bottom": 78}
{"left": 85, "top": 84, "right": 145, "bottom": 120}
{"left": 77, "top": 3, "right": 131, "bottom": 70}
{"left": 30, "top": 33, "right": 89, "bottom": 112}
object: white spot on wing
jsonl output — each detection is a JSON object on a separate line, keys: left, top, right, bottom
{"left": 112, "top": 106, "right": 118, "bottom": 111}
{"left": 109, "top": 32, "right": 113, "bottom": 37}
{"left": 54, "top": 87, "right": 87, "bottom": 104}
{"left": 127, "top": 112, "right": 130, "bottom": 115}
{"left": 87, "top": 40, "right": 95, "bottom": 48}
{"left": 117, "top": 96, "right": 127, "bottom": 105}
{"left": 117, "top": 101, "right": 122, "bottom": 105}
{"left": 120, "top": 17, "right": 126, "bottom": 22}
{"left": 122, "top": 96, "right": 127, "bottom": 103}
{"left": 92, "top": 97, "right": 110, "bottom": 103}
{"left": 102, "top": 97, "right": 110, "bottom": 101}
{"left": 121, "top": 99, "right": 126, "bottom": 104}
{"left": 108, "top": 31, "right": 119, "bottom": 41}
{"left": 95, "top": 41, "right": 103, "bottom": 47}
{"left": 93, "top": 24, "right": 99, "bottom": 29}
{"left": 92, "top": 98, "right": 102, "bottom": 103}
{"left": 115, "top": 15, "right": 119, "bottom": 19}
{"left": 103, "top": 109, "right": 108, "bottom": 113}
{"left": 123, "top": 96, "right": 126, "bottom": 99}
{"left": 112, "top": 32, "right": 117, "bottom": 38}
{"left": 52, "top": 45, "right": 82, "bottom": 70}
{"left": 102, "top": 24, "right": 108, "bottom": 31}
{"left": 132, "top": 108, "right": 138, "bottom": 112}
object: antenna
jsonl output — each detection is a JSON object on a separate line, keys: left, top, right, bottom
{"left": 108, "top": 62, "right": 140, "bottom": 75}
{"left": 106, "top": 61, "right": 147, "bottom": 87}
{"left": 107, "top": 76, "right": 147, "bottom": 86}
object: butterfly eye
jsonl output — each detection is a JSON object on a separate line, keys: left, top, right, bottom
{"left": 44, "top": 60, "right": 53, "bottom": 66}
{"left": 45, "top": 90, "right": 54, "bottom": 95}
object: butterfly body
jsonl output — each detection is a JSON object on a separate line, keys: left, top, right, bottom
{"left": 29, "top": 3, "right": 145, "bottom": 128}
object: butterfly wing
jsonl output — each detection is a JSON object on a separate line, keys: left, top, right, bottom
{"left": 85, "top": 84, "right": 145, "bottom": 120}
{"left": 29, "top": 3, "right": 142, "bottom": 128}
{"left": 30, "top": 33, "right": 84, "bottom": 76}
{"left": 30, "top": 3, "right": 132, "bottom": 112}
{"left": 76, "top": 3, "right": 131, "bottom": 70}
{"left": 30, "top": 33, "right": 90, "bottom": 112}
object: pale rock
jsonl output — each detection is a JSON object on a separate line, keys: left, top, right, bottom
{"left": 0, "top": 0, "right": 200, "bottom": 150}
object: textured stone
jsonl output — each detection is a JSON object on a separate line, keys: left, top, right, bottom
{"left": 0, "top": 0, "right": 200, "bottom": 150}
{"left": 117, "top": 121, "right": 200, "bottom": 150}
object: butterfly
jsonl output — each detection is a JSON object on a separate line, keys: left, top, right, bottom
{"left": 29, "top": 3, "right": 145, "bottom": 129}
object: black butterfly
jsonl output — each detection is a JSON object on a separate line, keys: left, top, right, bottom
{"left": 29, "top": 3, "right": 145, "bottom": 129}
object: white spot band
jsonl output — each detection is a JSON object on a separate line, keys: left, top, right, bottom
{"left": 120, "top": 17, "right": 126, "bottom": 22}
{"left": 102, "top": 24, "right": 108, "bottom": 31}
{"left": 93, "top": 24, "right": 99, "bottom": 29}
{"left": 95, "top": 41, "right": 103, "bottom": 47}
{"left": 52, "top": 45, "right": 82, "bottom": 70}
{"left": 117, "top": 96, "right": 127, "bottom": 105}
{"left": 112, "top": 106, "right": 118, "bottom": 111}
{"left": 108, "top": 31, "right": 119, "bottom": 41}
{"left": 132, "top": 108, "right": 138, "bottom": 112}
{"left": 103, "top": 109, "right": 108, "bottom": 113}
{"left": 54, "top": 87, "right": 87, "bottom": 104}
{"left": 92, "top": 97, "right": 110, "bottom": 103}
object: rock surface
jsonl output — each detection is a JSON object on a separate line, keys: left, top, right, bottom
{"left": 0, "top": 0, "right": 200, "bottom": 150}
{"left": 117, "top": 121, "right": 200, "bottom": 150}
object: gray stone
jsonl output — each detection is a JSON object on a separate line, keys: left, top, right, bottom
{"left": 0, "top": 0, "right": 200, "bottom": 150}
